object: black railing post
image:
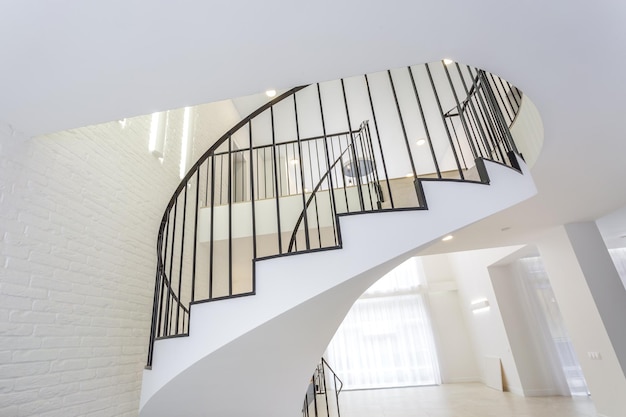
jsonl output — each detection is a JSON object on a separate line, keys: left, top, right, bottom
{"left": 191, "top": 169, "right": 200, "bottom": 304}
{"left": 365, "top": 74, "right": 394, "bottom": 208}
{"left": 387, "top": 70, "right": 418, "bottom": 178}
{"left": 341, "top": 79, "right": 366, "bottom": 212}
{"left": 441, "top": 61, "right": 476, "bottom": 175}
{"left": 208, "top": 156, "right": 215, "bottom": 299}
{"left": 479, "top": 70, "right": 520, "bottom": 156}
{"left": 317, "top": 83, "right": 339, "bottom": 246}
{"left": 270, "top": 106, "right": 283, "bottom": 254}
{"left": 454, "top": 63, "right": 495, "bottom": 162}
{"left": 175, "top": 186, "right": 188, "bottom": 334}
{"left": 425, "top": 62, "right": 466, "bottom": 179}
{"left": 294, "top": 92, "right": 311, "bottom": 250}
{"left": 408, "top": 66, "right": 441, "bottom": 179}
{"left": 228, "top": 137, "right": 233, "bottom": 296}
{"left": 248, "top": 121, "right": 257, "bottom": 262}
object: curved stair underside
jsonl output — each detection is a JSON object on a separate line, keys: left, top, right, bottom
{"left": 140, "top": 157, "right": 536, "bottom": 417}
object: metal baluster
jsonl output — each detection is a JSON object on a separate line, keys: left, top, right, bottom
{"left": 306, "top": 140, "right": 322, "bottom": 248}
{"left": 387, "top": 70, "right": 418, "bottom": 178}
{"left": 165, "top": 201, "right": 177, "bottom": 336}
{"left": 248, "top": 121, "right": 257, "bottom": 267}
{"left": 355, "top": 129, "right": 374, "bottom": 209}
{"left": 490, "top": 72, "right": 513, "bottom": 123}
{"left": 209, "top": 156, "right": 215, "bottom": 299}
{"left": 270, "top": 107, "right": 283, "bottom": 254}
{"left": 228, "top": 137, "right": 233, "bottom": 296}
{"left": 454, "top": 63, "right": 497, "bottom": 162}
{"left": 425, "top": 62, "right": 465, "bottom": 179}
{"left": 408, "top": 66, "right": 441, "bottom": 179}
{"left": 441, "top": 61, "right": 475, "bottom": 179}
{"left": 294, "top": 92, "right": 310, "bottom": 250}
{"left": 317, "top": 83, "right": 339, "bottom": 247}
{"left": 341, "top": 78, "right": 365, "bottom": 211}
{"left": 191, "top": 170, "right": 199, "bottom": 303}
{"left": 365, "top": 74, "right": 394, "bottom": 208}
{"left": 175, "top": 185, "right": 187, "bottom": 334}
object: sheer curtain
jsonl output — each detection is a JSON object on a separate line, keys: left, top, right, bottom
{"left": 325, "top": 257, "right": 441, "bottom": 390}
{"left": 517, "top": 256, "right": 589, "bottom": 396}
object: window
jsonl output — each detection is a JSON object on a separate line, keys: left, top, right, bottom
{"left": 325, "top": 258, "right": 441, "bottom": 390}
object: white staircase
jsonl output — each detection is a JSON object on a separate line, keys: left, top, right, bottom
{"left": 139, "top": 157, "right": 536, "bottom": 417}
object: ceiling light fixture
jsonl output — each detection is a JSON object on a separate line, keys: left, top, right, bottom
{"left": 442, "top": 235, "right": 453, "bottom": 242}
{"left": 416, "top": 139, "right": 426, "bottom": 146}
{"left": 443, "top": 58, "right": 454, "bottom": 65}
{"left": 266, "top": 89, "right": 277, "bottom": 98}
{"left": 289, "top": 158, "right": 299, "bottom": 165}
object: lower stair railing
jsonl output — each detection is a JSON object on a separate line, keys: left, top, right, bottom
{"left": 302, "top": 358, "right": 343, "bottom": 417}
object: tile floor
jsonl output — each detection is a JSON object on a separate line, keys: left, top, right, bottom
{"left": 339, "top": 383, "right": 597, "bottom": 417}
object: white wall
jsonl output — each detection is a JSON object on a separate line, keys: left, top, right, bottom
{"left": 538, "top": 224, "right": 626, "bottom": 417}
{"left": 446, "top": 247, "right": 525, "bottom": 394}
{"left": 420, "top": 254, "right": 480, "bottom": 383}
{"left": 509, "top": 95, "right": 544, "bottom": 167}
{"left": 489, "top": 262, "right": 565, "bottom": 396}
{"left": 0, "top": 101, "right": 241, "bottom": 417}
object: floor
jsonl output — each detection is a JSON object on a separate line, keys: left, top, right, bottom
{"left": 339, "top": 383, "right": 597, "bottom": 417}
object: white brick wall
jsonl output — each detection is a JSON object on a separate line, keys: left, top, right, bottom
{"left": 0, "top": 99, "right": 241, "bottom": 417}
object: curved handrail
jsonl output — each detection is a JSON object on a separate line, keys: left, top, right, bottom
{"left": 147, "top": 61, "right": 526, "bottom": 368}
{"left": 160, "top": 86, "right": 307, "bottom": 223}
{"left": 148, "top": 86, "right": 307, "bottom": 366}
{"left": 287, "top": 144, "right": 355, "bottom": 253}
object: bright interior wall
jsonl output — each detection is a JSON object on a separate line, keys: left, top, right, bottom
{"left": 420, "top": 254, "right": 480, "bottom": 383}
{"left": 0, "top": 100, "right": 241, "bottom": 417}
{"left": 489, "top": 262, "right": 566, "bottom": 396}
{"left": 445, "top": 247, "right": 524, "bottom": 394}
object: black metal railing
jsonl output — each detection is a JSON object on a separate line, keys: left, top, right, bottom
{"left": 146, "top": 61, "right": 525, "bottom": 367}
{"left": 302, "top": 358, "right": 343, "bottom": 417}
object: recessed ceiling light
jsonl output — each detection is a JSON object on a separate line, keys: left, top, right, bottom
{"left": 405, "top": 173, "right": 414, "bottom": 178}
{"left": 443, "top": 58, "right": 454, "bottom": 65}
{"left": 289, "top": 158, "right": 299, "bottom": 165}
{"left": 416, "top": 139, "right": 426, "bottom": 146}
{"left": 266, "top": 89, "right": 277, "bottom": 98}
{"left": 442, "top": 235, "right": 454, "bottom": 241}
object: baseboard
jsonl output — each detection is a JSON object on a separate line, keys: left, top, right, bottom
{"left": 522, "top": 388, "right": 561, "bottom": 397}
{"left": 442, "top": 377, "right": 480, "bottom": 384}
{"left": 506, "top": 386, "right": 524, "bottom": 396}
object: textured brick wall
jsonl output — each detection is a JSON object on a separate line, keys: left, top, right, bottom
{"left": 0, "top": 100, "right": 241, "bottom": 417}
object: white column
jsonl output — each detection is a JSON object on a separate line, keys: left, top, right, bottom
{"left": 538, "top": 222, "right": 626, "bottom": 417}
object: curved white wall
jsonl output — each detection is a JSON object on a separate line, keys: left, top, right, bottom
{"left": 510, "top": 96, "right": 544, "bottom": 168}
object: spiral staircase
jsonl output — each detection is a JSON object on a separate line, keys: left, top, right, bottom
{"left": 139, "top": 61, "right": 538, "bottom": 417}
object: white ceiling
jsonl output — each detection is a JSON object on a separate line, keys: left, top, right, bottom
{"left": 2, "top": 0, "right": 626, "bottom": 252}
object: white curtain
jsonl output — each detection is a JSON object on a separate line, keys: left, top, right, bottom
{"left": 325, "top": 257, "right": 441, "bottom": 390}
{"left": 516, "top": 256, "right": 589, "bottom": 396}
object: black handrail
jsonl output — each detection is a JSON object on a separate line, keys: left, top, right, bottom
{"left": 287, "top": 122, "right": 382, "bottom": 253}
{"left": 287, "top": 144, "right": 355, "bottom": 253}
{"left": 302, "top": 358, "right": 344, "bottom": 417}
{"left": 146, "top": 60, "right": 526, "bottom": 368}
